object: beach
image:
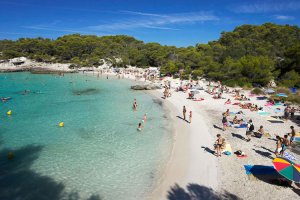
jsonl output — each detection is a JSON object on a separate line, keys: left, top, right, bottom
{"left": 1, "top": 70, "right": 300, "bottom": 200}
{"left": 143, "top": 77, "right": 300, "bottom": 200}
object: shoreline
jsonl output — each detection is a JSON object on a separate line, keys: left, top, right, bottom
{"left": 84, "top": 72, "right": 219, "bottom": 199}
{"left": 148, "top": 89, "right": 218, "bottom": 200}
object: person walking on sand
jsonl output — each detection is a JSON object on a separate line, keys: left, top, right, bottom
{"left": 222, "top": 113, "right": 228, "bottom": 131}
{"left": 189, "top": 111, "right": 192, "bottom": 123}
{"left": 246, "top": 120, "right": 254, "bottom": 142}
{"left": 133, "top": 99, "right": 138, "bottom": 111}
{"left": 215, "top": 134, "right": 223, "bottom": 157}
{"left": 183, "top": 106, "right": 187, "bottom": 121}
{"left": 290, "top": 126, "right": 296, "bottom": 144}
{"left": 280, "top": 135, "right": 290, "bottom": 157}
{"left": 275, "top": 135, "right": 283, "bottom": 157}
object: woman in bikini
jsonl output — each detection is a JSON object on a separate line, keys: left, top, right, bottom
{"left": 215, "top": 134, "right": 223, "bottom": 157}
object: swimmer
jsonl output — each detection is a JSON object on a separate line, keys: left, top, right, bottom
{"left": 137, "top": 123, "right": 142, "bottom": 131}
{"left": 143, "top": 114, "right": 147, "bottom": 122}
{"left": 133, "top": 99, "right": 138, "bottom": 111}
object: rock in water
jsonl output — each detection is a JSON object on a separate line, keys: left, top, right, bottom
{"left": 131, "top": 84, "right": 161, "bottom": 90}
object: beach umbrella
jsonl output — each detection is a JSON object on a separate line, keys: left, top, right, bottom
{"left": 264, "top": 88, "right": 275, "bottom": 94}
{"left": 276, "top": 93, "right": 288, "bottom": 98}
{"left": 272, "top": 157, "right": 300, "bottom": 183}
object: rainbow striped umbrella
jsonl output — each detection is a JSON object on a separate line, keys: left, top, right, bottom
{"left": 272, "top": 157, "right": 300, "bottom": 183}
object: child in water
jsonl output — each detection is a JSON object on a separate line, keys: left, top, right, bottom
{"left": 137, "top": 123, "right": 142, "bottom": 131}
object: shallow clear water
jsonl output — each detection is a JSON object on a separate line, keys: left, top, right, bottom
{"left": 0, "top": 72, "right": 172, "bottom": 200}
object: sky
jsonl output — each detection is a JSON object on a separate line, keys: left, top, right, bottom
{"left": 0, "top": 0, "right": 299, "bottom": 46}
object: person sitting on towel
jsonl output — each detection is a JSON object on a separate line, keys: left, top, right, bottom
{"left": 254, "top": 125, "right": 264, "bottom": 138}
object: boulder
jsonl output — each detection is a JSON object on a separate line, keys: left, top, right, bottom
{"left": 131, "top": 84, "right": 161, "bottom": 90}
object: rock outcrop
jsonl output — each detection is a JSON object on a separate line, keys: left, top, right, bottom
{"left": 131, "top": 84, "right": 161, "bottom": 90}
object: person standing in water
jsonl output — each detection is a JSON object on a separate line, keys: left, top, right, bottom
{"left": 189, "top": 111, "right": 192, "bottom": 123}
{"left": 133, "top": 99, "right": 138, "bottom": 111}
{"left": 143, "top": 114, "right": 147, "bottom": 122}
{"left": 183, "top": 106, "right": 187, "bottom": 121}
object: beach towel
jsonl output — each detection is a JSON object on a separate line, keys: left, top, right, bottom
{"left": 222, "top": 144, "right": 232, "bottom": 155}
{"left": 267, "top": 117, "right": 284, "bottom": 123}
{"left": 265, "top": 103, "right": 274, "bottom": 106}
{"left": 263, "top": 132, "right": 271, "bottom": 138}
{"left": 293, "top": 137, "right": 300, "bottom": 142}
{"left": 257, "top": 111, "right": 271, "bottom": 116}
{"left": 235, "top": 124, "right": 247, "bottom": 128}
{"left": 257, "top": 96, "right": 267, "bottom": 100}
{"left": 244, "top": 165, "right": 277, "bottom": 175}
{"left": 283, "top": 152, "right": 296, "bottom": 161}
{"left": 237, "top": 155, "right": 248, "bottom": 158}
{"left": 193, "top": 98, "right": 204, "bottom": 101}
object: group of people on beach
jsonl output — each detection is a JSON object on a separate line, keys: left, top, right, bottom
{"left": 284, "top": 106, "right": 296, "bottom": 120}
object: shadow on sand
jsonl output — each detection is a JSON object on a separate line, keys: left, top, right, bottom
{"left": 176, "top": 116, "right": 188, "bottom": 123}
{"left": 213, "top": 125, "right": 223, "bottom": 131}
{"left": 252, "top": 149, "right": 273, "bottom": 160}
{"left": 167, "top": 183, "right": 241, "bottom": 200}
{"left": 231, "top": 133, "right": 245, "bottom": 141}
{"left": 0, "top": 145, "right": 102, "bottom": 200}
{"left": 201, "top": 146, "right": 215, "bottom": 155}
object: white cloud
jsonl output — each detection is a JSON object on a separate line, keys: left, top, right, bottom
{"left": 88, "top": 11, "right": 219, "bottom": 31}
{"left": 274, "top": 15, "right": 295, "bottom": 20}
{"left": 233, "top": 1, "right": 300, "bottom": 13}
{"left": 22, "top": 25, "right": 102, "bottom": 35}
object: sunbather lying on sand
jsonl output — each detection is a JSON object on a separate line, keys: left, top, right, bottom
{"left": 225, "top": 99, "right": 231, "bottom": 104}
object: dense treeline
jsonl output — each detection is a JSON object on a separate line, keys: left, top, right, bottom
{"left": 0, "top": 23, "right": 299, "bottom": 87}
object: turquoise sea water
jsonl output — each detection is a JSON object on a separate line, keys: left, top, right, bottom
{"left": 0, "top": 73, "right": 172, "bottom": 200}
